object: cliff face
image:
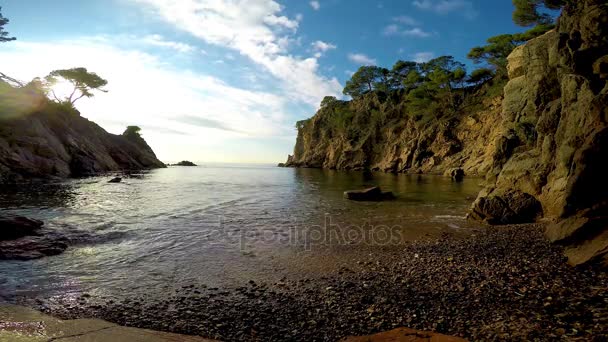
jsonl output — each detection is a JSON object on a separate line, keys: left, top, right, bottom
{"left": 286, "top": 0, "right": 608, "bottom": 266}
{"left": 0, "top": 84, "right": 165, "bottom": 182}
{"left": 471, "top": 0, "right": 608, "bottom": 266}
{"left": 286, "top": 87, "right": 507, "bottom": 176}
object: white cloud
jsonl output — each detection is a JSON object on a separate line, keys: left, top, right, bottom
{"left": 412, "top": 0, "right": 478, "bottom": 19}
{"left": 133, "top": 0, "right": 342, "bottom": 105}
{"left": 0, "top": 38, "right": 297, "bottom": 162}
{"left": 384, "top": 25, "right": 432, "bottom": 38}
{"left": 413, "top": 51, "right": 435, "bottom": 63}
{"left": 311, "top": 40, "right": 336, "bottom": 58}
{"left": 348, "top": 53, "right": 377, "bottom": 65}
{"left": 141, "top": 34, "right": 196, "bottom": 53}
{"left": 310, "top": 1, "right": 320, "bottom": 10}
{"left": 393, "top": 15, "right": 419, "bottom": 26}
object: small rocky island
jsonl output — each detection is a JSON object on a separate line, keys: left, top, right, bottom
{"left": 170, "top": 161, "right": 197, "bottom": 166}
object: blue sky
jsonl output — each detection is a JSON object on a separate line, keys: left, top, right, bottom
{"left": 1, "top": 0, "right": 528, "bottom": 163}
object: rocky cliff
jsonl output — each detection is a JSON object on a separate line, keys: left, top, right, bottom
{"left": 0, "top": 82, "right": 165, "bottom": 182}
{"left": 285, "top": 0, "right": 608, "bottom": 266}
{"left": 470, "top": 0, "right": 608, "bottom": 266}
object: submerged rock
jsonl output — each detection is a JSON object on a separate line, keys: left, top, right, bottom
{"left": 344, "top": 187, "right": 396, "bottom": 202}
{"left": 0, "top": 215, "right": 44, "bottom": 240}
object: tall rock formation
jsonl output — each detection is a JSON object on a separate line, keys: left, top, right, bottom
{"left": 0, "top": 82, "right": 165, "bottom": 182}
{"left": 471, "top": 0, "right": 608, "bottom": 266}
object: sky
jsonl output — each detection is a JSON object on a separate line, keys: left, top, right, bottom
{"left": 0, "top": 0, "right": 528, "bottom": 163}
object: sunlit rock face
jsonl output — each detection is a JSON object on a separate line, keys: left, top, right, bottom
{"left": 471, "top": 0, "right": 608, "bottom": 266}
{"left": 0, "top": 81, "right": 165, "bottom": 183}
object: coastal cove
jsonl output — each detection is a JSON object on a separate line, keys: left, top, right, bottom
{"left": 1, "top": 165, "right": 606, "bottom": 340}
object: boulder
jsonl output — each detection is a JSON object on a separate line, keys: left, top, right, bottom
{"left": 468, "top": 190, "right": 543, "bottom": 225}
{"left": 108, "top": 177, "right": 122, "bottom": 183}
{"left": 341, "top": 327, "right": 466, "bottom": 342}
{"left": 344, "top": 187, "right": 395, "bottom": 202}
{"left": 0, "top": 215, "right": 44, "bottom": 240}
{"left": 277, "top": 163, "right": 286, "bottom": 167}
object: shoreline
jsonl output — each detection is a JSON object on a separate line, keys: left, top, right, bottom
{"left": 14, "top": 224, "right": 607, "bottom": 341}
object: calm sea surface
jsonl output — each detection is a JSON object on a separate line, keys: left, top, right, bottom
{"left": 0, "top": 165, "right": 482, "bottom": 301}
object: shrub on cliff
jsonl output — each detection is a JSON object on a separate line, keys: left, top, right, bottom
{"left": 512, "top": 0, "right": 569, "bottom": 26}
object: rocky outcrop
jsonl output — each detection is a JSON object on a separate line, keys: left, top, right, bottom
{"left": 285, "top": 92, "right": 505, "bottom": 176}
{"left": 0, "top": 83, "right": 165, "bottom": 182}
{"left": 470, "top": 0, "right": 608, "bottom": 266}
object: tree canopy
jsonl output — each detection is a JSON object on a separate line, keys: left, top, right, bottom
{"left": 342, "top": 66, "right": 392, "bottom": 98}
{"left": 123, "top": 125, "right": 142, "bottom": 137}
{"left": 44, "top": 68, "right": 108, "bottom": 105}
{"left": 512, "top": 0, "right": 568, "bottom": 26}
{"left": 0, "top": 7, "right": 16, "bottom": 43}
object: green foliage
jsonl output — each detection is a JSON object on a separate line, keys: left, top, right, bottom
{"left": 468, "top": 24, "right": 554, "bottom": 73}
{"left": 320, "top": 96, "right": 338, "bottom": 108}
{"left": 0, "top": 7, "right": 16, "bottom": 43}
{"left": 512, "top": 0, "right": 567, "bottom": 26}
{"left": 343, "top": 66, "right": 391, "bottom": 98}
{"left": 468, "top": 68, "right": 495, "bottom": 86}
{"left": 295, "top": 119, "right": 310, "bottom": 131}
{"left": 45, "top": 67, "right": 108, "bottom": 105}
{"left": 123, "top": 125, "right": 142, "bottom": 137}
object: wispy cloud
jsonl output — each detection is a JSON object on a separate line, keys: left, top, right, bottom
{"left": 393, "top": 15, "right": 419, "bottom": 26}
{"left": 383, "top": 15, "right": 432, "bottom": 38}
{"left": 384, "top": 25, "right": 433, "bottom": 38}
{"left": 141, "top": 34, "right": 196, "bottom": 53}
{"left": 348, "top": 53, "right": 377, "bottom": 65}
{"left": 412, "top": 0, "right": 478, "bottom": 19}
{"left": 310, "top": 1, "right": 320, "bottom": 10}
{"left": 133, "top": 0, "right": 342, "bottom": 106}
{"left": 412, "top": 51, "right": 435, "bottom": 63}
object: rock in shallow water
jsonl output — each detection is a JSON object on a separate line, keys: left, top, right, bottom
{"left": 344, "top": 187, "right": 396, "bottom": 202}
{"left": 0, "top": 215, "right": 69, "bottom": 260}
{"left": 0, "top": 215, "right": 44, "bottom": 240}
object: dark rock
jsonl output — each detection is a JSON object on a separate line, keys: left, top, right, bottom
{"left": 0, "top": 215, "right": 44, "bottom": 240}
{"left": 173, "top": 161, "right": 197, "bottom": 167}
{"left": 445, "top": 168, "right": 465, "bottom": 182}
{"left": 344, "top": 187, "right": 395, "bottom": 202}
{"left": 277, "top": 163, "right": 286, "bottom": 167}
{"left": 108, "top": 177, "right": 122, "bottom": 183}
{"left": 0, "top": 230, "right": 68, "bottom": 260}
{"left": 469, "top": 190, "right": 543, "bottom": 225}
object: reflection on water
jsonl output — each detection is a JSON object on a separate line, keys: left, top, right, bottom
{"left": 0, "top": 165, "right": 482, "bottom": 301}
